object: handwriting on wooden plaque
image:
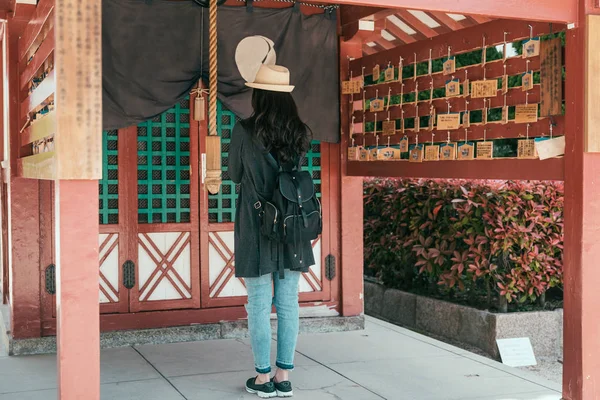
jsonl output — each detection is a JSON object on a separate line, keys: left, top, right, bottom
{"left": 373, "top": 64, "right": 381, "bottom": 81}
{"left": 399, "top": 137, "right": 409, "bottom": 152}
{"left": 409, "top": 144, "right": 424, "bottom": 163}
{"left": 523, "top": 38, "right": 541, "bottom": 58}
{"left": 540, "top": 38, "right": 563, "bottom": 117}
{"left": 515, "top": 104, "right": 539, "bottom": 123}
{"left": 384, "top": 66, "right": 395, "bottom": 82}
{"left": 437, "top": 113, "right": 461, "bottom": 130}
{"left": 477, "top": 141, "right": 494, "bottom": 159}
{"left": 443, "top": 57, "right": 456, "bottom": 75}
{"left": 457, "top": 142, "right": 475, "bottom": 160}
{"left": 518, "top": 139, "right": 537, "bottom": 159}
{"left": 383, "top": 120, "right": 396, "bottom": 136}
{"left": 371, "top": 99, "right": 385, "bottom": 112}
{"left": 348, "top": 147, "right": 359, "bottom": 160}
{"left": 343, "top": 80, "right": 362, "bottom": 95}
{"left": 463, "top": 111, "right": 471, "bottom": 128}
{"left": 446, "top": 79, "right": 460, "bottom": 97}
{"left": 440, "top": 143, "right": 457, "bottom": 160}
{"left": 425, "top": 145, "right": 440, "bottom": 161}
{"left": 471, "top": 80, "right": 498, "bottom": 98}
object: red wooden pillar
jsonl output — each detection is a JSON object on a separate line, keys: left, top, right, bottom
{"left": 339, "top": 36, "right": 364, "bottom": 317}
{"left": 563, "top": 3, "right": 600, "bottom": 399}
{"left": 51, "top": 0, "right": 102, "bottom": 398}
{"left": 7, "top": 20, "right": 41, "bottom": 339}
{"left": 55, "top": 181, "right": 100, "bottom": 400}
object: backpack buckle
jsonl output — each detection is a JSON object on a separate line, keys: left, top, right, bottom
{"left": 254, "top": 201, "right": 262, "bottom": 209}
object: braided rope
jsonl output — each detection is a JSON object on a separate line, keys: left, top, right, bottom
{"left": 209, "top": 0, "right": 218, "bottom": 137}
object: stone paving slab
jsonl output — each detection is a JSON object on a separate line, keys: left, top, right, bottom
{"left": 0, "top": 316, "right": 562, "bottom": 400}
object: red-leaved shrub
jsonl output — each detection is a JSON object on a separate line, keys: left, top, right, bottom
{"left": 364, "top": 179, "right": 563, "bottom": 309}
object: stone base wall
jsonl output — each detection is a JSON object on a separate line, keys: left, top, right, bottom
{"left": 365, "top": 280, "right": 562, "bottom": 359}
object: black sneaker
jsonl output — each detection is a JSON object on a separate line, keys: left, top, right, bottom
{"left": 271, "top": 378, "right": 293, "bottom": 398}
{"left": 245, "top": 377, "right": 277, "bottom": 398}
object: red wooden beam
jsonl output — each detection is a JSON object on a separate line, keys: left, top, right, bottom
{"left": 383, "top": 18, "right": 418, "bottom": 44}
{"left": 373, "top": 36, "right": 395, "bottom": 50}
{"left": 468, "top": 14, "right": 493, "bottom": 24}
{"left": 320, "top": 0, "right": 576, "bottom": 23}
{"left": 340, "top": 4, "right": 383, "bottom": 25}
{"left": 363, "top": 44, "right": 378, "bottom": 55}
{"left": 347, "top": 158, "right": 564, "bottom": 180}
{"left": 429, "top": 11, "right": 470, "bottom": 31}
{"left": 395, "top": 9, "right": 439, "bottom": 38}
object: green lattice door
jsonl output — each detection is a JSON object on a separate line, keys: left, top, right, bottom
{"left": 98, "top": 97, "right": 201, "bottom": 313}
{"left": 200, "top": 101, "right": 332, "bottom": 308}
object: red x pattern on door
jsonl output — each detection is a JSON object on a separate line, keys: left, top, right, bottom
{"left": 138, "top": 232, "right": 192, "bottom": 302}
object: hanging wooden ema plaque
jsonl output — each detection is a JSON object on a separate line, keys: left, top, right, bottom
{"left": 471, "top": 80, "right": 498, "bottom": 98}
{"left": 428, "top": 106, "right": 436, "bottom": 131}
{"left": 457, "top": 129, "right": 475, "bottom": 160}
{"left": 522, "top": 71, "right": 534, "bottom": 91}
{"left": 515, "top": 103, "right": 538, "bottom": 123}
{"left": 359, "top": 138, "right": 369, "bottom": 161}
{"left": 476, "top": 129, "right": 493, "bottom": 159}
{"left": 518, "top": 125, "right": 537, "bottom": 159}
{"left": 501, "top": 65, "right": 509, "bottom": 95}
{"left": 373, "top": 64, "right": 381, "bottom": 83}
{"left": 384, "top": 62, "right": 395, "bottom": 82}
{"left": 425, "top": 133, "right": 440, "bottom": 161}
{"left": 443, "top": 48, "right": 456, "bottom": 75}
{"left": 440, "top": 132, "right": 457, "bottom": 160}
{"left": 399, "top": 135, "right": 409, "bottom": 153}
{"left": 409, "top": 135, "right": 424, "bottom": 163}
{"left": 370, "top": 98, "right": 384, "bottom": 112}
{"left": 522, "top": 37, "right": 540, "bottom": 58}
{"left": 383, "top": 113, "right": 396, "bottom": 136}
{"left": 535, "top": 124, "right": 565, "bottom": 160}
{"left": 348, "top": 138, "right": 359, "bottom": 161}
{"left": 378, "top": 137, "right": 400, "bottom": 160}
{"left": 446, "top": 78, "right": 460, "bottom": 97}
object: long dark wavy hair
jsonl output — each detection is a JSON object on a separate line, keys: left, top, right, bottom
{"left": 246, "top": 89, "right": 312, "bottom": 164}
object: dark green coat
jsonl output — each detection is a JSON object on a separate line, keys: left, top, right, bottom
{"left": 229, "top": 121, "right": 314, "bottom": 278}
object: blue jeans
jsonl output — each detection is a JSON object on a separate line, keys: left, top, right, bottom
{"left": 245, "top": 271, "right": 301, "bottom": 374}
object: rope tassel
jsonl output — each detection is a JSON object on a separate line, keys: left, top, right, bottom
{"left": 206, "top": 0, "right": 222, "bottom": 195}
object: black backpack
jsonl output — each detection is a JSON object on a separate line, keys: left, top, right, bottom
{"left": 250, "top": 163, "right": 322, "bottom": 276}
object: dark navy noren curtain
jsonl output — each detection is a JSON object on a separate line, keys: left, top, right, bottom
{"left": 102, "top": 0, "right": 340, "bottom": 143}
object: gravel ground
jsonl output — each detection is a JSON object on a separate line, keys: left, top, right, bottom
{"left": 518, "top": 357, "right": 563, "bottom": 385}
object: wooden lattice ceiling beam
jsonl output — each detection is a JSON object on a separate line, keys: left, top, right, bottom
{"left": 332, "top": 0, "right": 575, "bottom": 23}
{"left": 394, "top": 9, "right": 439, "bottom": 38}
{"left": 382, "top": 17, "right": 418, "bottom": 44}
{"left": 428, "top": 11, "right": 469, "bottom": 31}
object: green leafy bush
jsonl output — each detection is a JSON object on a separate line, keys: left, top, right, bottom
{"left": 364, "top": 179, "right": 564, "bottom": 311}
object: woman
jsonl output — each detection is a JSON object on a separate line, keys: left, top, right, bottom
{"left": 229, "top": 63, "right": 313, "bottom": 398}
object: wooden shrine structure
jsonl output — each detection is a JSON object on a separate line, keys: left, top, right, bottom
{"left": 0, "top": 0, "right": 596, "bottom": 399}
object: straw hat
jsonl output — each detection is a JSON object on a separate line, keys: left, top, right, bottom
{"left": 245, "top": 64, "right": 295, "bottom": 93}
{"left": 235, "top": 36, "right": 277, "bottom": 83}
